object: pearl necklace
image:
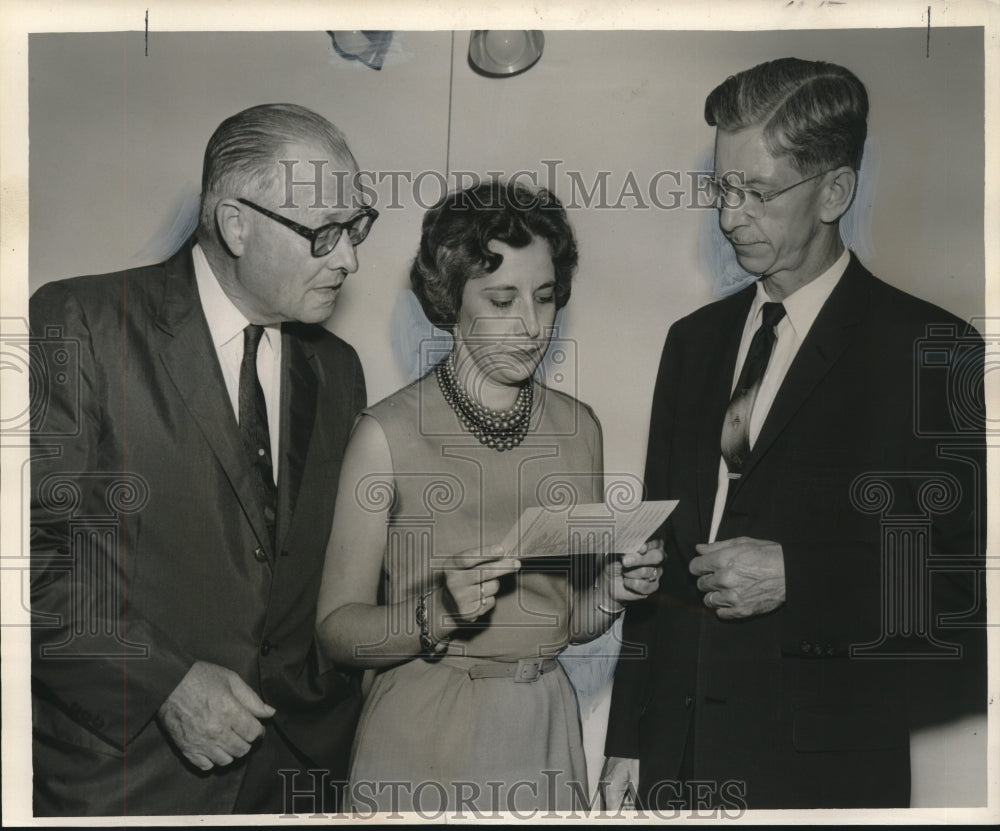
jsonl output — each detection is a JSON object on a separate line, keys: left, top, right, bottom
{"left": 435, "top": 354, "right": 533, "bottom": 451}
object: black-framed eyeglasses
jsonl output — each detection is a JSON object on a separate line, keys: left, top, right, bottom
{"left": 703, "top": 170, "right": 831, "bottom": 218}
{"left": 237, "top": 198, "right": 378, "bottom": 257}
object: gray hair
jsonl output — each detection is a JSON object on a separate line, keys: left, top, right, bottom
{"left": 198, "top": 103, "right": 357, "bottom": 237}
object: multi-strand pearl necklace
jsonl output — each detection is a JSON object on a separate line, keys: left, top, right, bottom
{"left": 435, "top": 354, "right": 533, "bottom": 451}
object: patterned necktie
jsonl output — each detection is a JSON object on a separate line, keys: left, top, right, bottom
{"left": 239, "top": 324, "right": 277, "bottom": 549}
{"left": 721, "top": 301, "right": 786, "bottom": 478}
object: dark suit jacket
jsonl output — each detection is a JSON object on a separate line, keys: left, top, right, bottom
{"left": 605, "top": 255, "right": 986, "bottom": 809}
{"left": 29, "top": 241, "right": 367, "bottom": 815}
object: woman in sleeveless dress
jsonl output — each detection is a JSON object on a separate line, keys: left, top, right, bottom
{"left": 316, "top": 181, "right": 663, "bottom": 814}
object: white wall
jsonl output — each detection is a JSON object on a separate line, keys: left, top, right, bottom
{"left": 27, "top": 28, "right": 986, "bottom": 807}
{"left": 29, "top": 28, "right": 985, "bottom": 481}
{"left": 29, "top": 30, "right": 453, "bottom": 407}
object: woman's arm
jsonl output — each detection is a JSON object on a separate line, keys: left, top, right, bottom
{"left": 316, "top": 414, "right": 410, "bottom": 667}
{"left": 316, "top": 415, "right": 518, "bottom": 668}
{"left": 568, "top": 404, "right": 664, "bottom": 642}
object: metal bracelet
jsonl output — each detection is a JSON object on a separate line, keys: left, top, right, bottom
{"left": 415, "top": 590, "right": 451, "bottom": 656}
{"left": 593, "top": 573, "right": 626, "bottom": 617}
{"left": 597, "top": 600, "right": 626, "bottom": 616}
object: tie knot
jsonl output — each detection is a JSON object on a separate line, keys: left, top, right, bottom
{"left": 761, "top": 302, "right": 786, "bottom": 329}
{"left": 244, "top": 324, "right": 265, "bottom": 357}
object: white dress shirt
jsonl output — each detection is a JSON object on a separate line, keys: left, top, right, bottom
{"left": 192, "top": 243, "right": 282, "bottom": 483}
{"left": 707, "top": 248, "right": 850, "bottom": 543}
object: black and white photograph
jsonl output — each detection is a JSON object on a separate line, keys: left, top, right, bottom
{"left": 1, "top": 0, "right": 995, "bottom": 824}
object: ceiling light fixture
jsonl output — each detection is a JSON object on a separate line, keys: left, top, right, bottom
{"left": 468, "top": 31, "right": 544, "bottom": 78}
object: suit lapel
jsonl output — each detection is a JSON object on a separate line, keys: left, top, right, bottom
{"left": 155, "top": 242, "right": 276, "bottom": 559}
{"left": 696, "top": 288, "right": 755, "bottom": 536}
{"left": 728, "top": 256, "right": 872, "bottom": 498}
{"left": 276, "top": 325, "right": 319, "bottom": 552}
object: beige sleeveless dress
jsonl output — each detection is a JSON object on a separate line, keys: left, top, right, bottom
{"left": 347, "top": 370, "right": 603, "bottom": 812}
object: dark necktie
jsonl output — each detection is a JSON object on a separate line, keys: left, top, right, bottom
{"left": 239, "top": 324, "right": 277, "bottom": 549}
{"left": 721, "top": 301, "right": 786, "bottom": 478}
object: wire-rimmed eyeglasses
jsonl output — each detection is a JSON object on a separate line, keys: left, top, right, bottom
{"left": 702, "top": 170, "right": 831, "bottom": 217}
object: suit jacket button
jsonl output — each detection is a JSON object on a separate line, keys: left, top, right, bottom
{"left": 800, "top": 640, "right": 812, "bottom": 654}
{"left": 280, "top": 549, "right": 290, "bottom": 557}
{"left": 260, "top": 639, "right": 272, "bottom": 656}
{"left": 253, "top": 547, "right": 267, "bottom": 563}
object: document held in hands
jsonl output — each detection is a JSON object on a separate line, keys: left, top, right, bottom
{"left": 499, "top": 500, "right": 678, "bottom": 559}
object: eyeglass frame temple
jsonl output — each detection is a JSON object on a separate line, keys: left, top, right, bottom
{"left": 236, "top": 198, "right": 379, "bottom": 248}
{"left": 708, "top": 169, "right": 832, "bottom": 211}
{"left": 757, "top": 169, "right": 831, "bottom": 203}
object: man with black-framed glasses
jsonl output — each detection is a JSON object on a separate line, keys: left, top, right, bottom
{"left": 30, "top": 103, "right": 373, "bottom": 815}
{"left": 604, "top": 57, "right": 985, "bottom": 809}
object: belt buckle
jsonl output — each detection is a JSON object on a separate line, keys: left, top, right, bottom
{"left": 514, "top": 658, "right": 543, "bottom": 683}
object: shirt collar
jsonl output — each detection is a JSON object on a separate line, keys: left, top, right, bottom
{"left": 192, "top": 243, "right": 279, "bottom": 349}
{"left": 751, "top": 247, "right": 850, "bottom": 338}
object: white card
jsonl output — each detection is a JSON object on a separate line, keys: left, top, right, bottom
{"left": 499, "top": 500, "right": 677, "bottom": 559}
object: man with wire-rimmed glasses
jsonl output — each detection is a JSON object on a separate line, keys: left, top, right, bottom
{"left": 30, "top": 103, "right": 375, "bottom": 815}
{"left": 603, "top": 57, "right": 985, "bottom": 809}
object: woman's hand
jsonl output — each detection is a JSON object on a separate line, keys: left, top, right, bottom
{"left": 605, "top": 539, "right": 665, "bottom": 604}
{"left": 436, "top": 544, "right": 521, "bottom": 631}
{"left": 570, "top": 540, "right": 665, "bottom": 641}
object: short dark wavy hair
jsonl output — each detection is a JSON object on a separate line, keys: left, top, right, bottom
{"left": 410, "top": 180, "right": 578, "bottom": 328}
{"left": 705, "top": 57, "right": 869, "bottom": 173}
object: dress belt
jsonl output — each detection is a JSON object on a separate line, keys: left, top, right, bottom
{"left": 465, "top": 657, "right": 559, "bottom": 683}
